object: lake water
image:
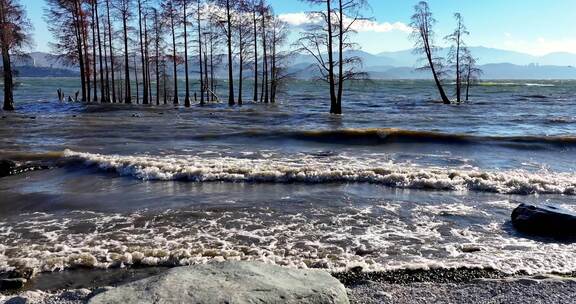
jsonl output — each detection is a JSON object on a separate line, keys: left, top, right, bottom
{"left": 1, "top": 78, "right": 575, "bottom": 278}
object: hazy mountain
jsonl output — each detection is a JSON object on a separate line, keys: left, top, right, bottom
{"left": 8, "top": 47, "right": 576, "bottom": 79}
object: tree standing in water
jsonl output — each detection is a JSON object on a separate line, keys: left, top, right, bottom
{"left": 410, "top": 1, "right": 450, "bottom": 104}
{"left": 0, "top": 0, "right": 31, "bottom": 111}
{"left": 462, "top": 48, "right": 482, "bottom": 102}
{"left": 296, "top": 0, "right": 368, "bottom": 114}
{"left": 445, "top": 13, "right": 469, "bottom": 103}
{"left": 114, "top": 0, "right": 134, "bottom": 104}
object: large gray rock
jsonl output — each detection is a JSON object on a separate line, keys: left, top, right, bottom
{"left": 89, "top": 262, "right": 349, "bottom": 304}
{"left": 512, "top": 203, "right": 576, "bottom": 238}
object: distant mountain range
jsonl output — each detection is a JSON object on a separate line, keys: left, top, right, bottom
{"left": 10, "top": 47, "right": 576, "bottom": 79}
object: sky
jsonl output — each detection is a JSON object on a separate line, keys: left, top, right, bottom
{"left": 26, "top": 0, "right": 576, "bottom": 56}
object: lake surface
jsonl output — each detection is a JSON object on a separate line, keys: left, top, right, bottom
{"left": 1, "top": 78, "right": 575, "bottom": 277}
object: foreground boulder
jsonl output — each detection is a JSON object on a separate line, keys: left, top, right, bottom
{"left": 89, "top": 262, "right": 349, "bottom": 304}
{"left": 512, "top": 203, "right": 576, "bottom": 237}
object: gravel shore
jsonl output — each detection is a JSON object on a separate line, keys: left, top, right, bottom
{"left": 348, "top": 277, "right": 576, "bottom": 304}
{"left": 2, "top": 269, "right": 576, "bottom": 304}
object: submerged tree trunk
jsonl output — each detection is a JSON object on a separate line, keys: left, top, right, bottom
{"left": 105, "top": 0, "right": 116, "bottom": 103}
{"left": 0, "top": 2, "right": 14, "bottom": 111}
{"left": 91, "top": 1, "right": 98, "bottom": 102}
{"left": 326, "top": 0, "right": 337, "bottom": 114}
{"left": 335, "top": 0, "right": 344, "bottom": 114}
{"left": 225, "top": 0, "right": 234, "bottom": 106}
{"left": 122, "top": 14, "right": 131, "bottom": 104}
{"left": 170, "top": 9, "right": 178, "bottom": 105}
{"left": 137, "top": 0, "right": 148, "bottom": 104}
{"left": 196, "top": 0, "right": 204, "bottom": 105}
{"left": 252, "top": 5, "right": 258, "bottom": 102}
{"left": 95, "top": 0, "right": 106, "bottom": 102}
{"left": 183, "top": 0, "right": 191, "bottom": 107}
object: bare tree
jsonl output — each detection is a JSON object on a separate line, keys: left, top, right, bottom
{"left": 0, "top": 0, "right": 31, "bottom": 111}
{"left": 194, "top": 0, "right": 205, "bottom": 105}
{"left": 137, "top": 0, "right": 149, "bottom": 104}
{"left": 104, "top": 0, "right": 117, "bottom": 102}
{"left": 45, "top": 0, "right": 90, "bottom": 102}
{"left": 462, "top": 48, "right": 482, "bottom": 102}
{"left": 181, "top": 0, "right": 191, "bottom": 107}
{"left": 114, "top": 0, "right": 134, "bottom": 104}
{"left": 296, "top": 0, "right": 368, "bottom": 114}
{"left": 269, "top": 18, "right": 289, "bottom": 103}
{"left": 445, "top": 13, "right": 469, "bottom": 103}
{"left": 162, "top": 0, "right": 180, "bottom": 104}
{"left": 410, "top": 1, "right": 450, "bottom": 104}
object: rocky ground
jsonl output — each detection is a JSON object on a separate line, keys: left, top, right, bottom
{"left": 2, "top": 267, "right": 576, "bottom": 304}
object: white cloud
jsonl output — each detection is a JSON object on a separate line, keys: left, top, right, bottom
{"left": 502, "top": 37, "right": 576, "bottom": 56}
{"left": 278, "top": 12, "right": 412, "bottom": 34}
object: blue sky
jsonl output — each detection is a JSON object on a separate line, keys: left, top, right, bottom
{"left": 27, "top": 0, "right": 576, "bottom": 56}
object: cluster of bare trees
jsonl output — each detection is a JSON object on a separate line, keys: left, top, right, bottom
{"left": 0, "top": 0, "right": 31, "bottom": 111}
{"left": 44, "top": 0, "right": 290, "bottom": 106}
{"left": 410, "top": 1, "right": 482, "bottom": 104}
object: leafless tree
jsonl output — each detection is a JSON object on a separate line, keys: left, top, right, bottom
{"left": 45, "top": 0, "right": 90, "bottom": 102}
{"left": 410, "top": 1, "right": 450, "bottom": 104}
{"left": 462, "top": 48, "right": 482, "bottom": 102}
{"left": 113, "top": 0, "right": 134, "bottom": 104}
{"left": 0, "top": 0, "right": 31, "bottom": 111}
{"left": 296, "top": 0, "right": 369, "bottom": 114}
{"left": 445, "top": 13, "right": 469, "bottom": 103}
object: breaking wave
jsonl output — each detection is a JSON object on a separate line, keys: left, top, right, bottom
{"left": 63, "top": 149, "right": 576, "bottom": 195}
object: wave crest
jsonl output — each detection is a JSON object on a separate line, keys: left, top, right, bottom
{"left": 63, "top": 150, "right": 576, "bottom": 195}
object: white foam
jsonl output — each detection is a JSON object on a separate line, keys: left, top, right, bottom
{"left": 63, "top": 149, "right": 576, "bottom": 195}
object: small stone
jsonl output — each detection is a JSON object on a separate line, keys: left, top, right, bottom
{"left": 0, "top": 278, "right": 27, "bottom": 291}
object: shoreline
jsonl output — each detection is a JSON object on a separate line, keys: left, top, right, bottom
{"left": 3, "top": 265, "right": 576, "bottom": 303}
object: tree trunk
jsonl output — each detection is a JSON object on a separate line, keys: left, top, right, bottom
{"left": 261, "top": 11, "right": 268, "bottom": 103}
{"left": 154, "top": 11, "right": 161, "bottom": 106}
{"left": 0, "top": 2, "right": 14, "bottom": 111}
{"left": 252, "top": 5, "right": 258, "bottom": 102}
{"left": 170, "top": 11, "right": 178, "bottom": 105}
{"left": 226, "top": 0, "right": 234, "bottom": 106}
{"left": 197, "top": 0, "right": 204, "bottom": 105}
{"left": 91, "top": 1, "right": 98, "bottom": 102}
{"left": 134, "top": 54, "right": 139, "bottom": 103}
{"left": 238, "top": 28, "right": 243, "bottom": 106}
{"left": 455, "top": 31, "right": 461, "bottom": 103}
{"left": 105, "top": 0, "right": 116, "bottom": 103}
{"left": 138, "top": 0, "right": 148, "bottom": 104}
{"left": 95, "top": 0, "right": 106, "bottom": 103}
{"left": 123, "top": 13, "right": 132, "bottom": 104}
{"left": 183, "top": 0, "right": 191, "bottom": 107}
{"left": 326, "top": 0, "right": 337, "bottom": 113}
{"left": 335, "top": 0, "right": 344, "bottom": 114}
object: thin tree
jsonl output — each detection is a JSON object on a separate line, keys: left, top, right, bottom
{"left": 445, "top": 13, "right": 469, "bottom": 103}
{"left": 195, "top": 0, "right": 204, "bottom": 105}
{"left": 181, "top": 0, "right": 192, "bottom": 107}
{"left": 462, "top": 48, "right": 482, "bottom": 102}
{"left": 251, "top": 0, "right": 259, "bottom": 102}
{"left": 410, "top": 1, "right": 450, "bottom": 104}
{"left": 163, "top": 0, "right": 179, "bottom": 104}
{"left": 90, "top": 0, "right": 98, "bottom": 102}
{"left": 223, "top": 0, "right": 235, "bottom": 106}
{"left": 137, "top": 0, "right": 148, "bottom": 104}
{"left": 105, "top": 0, "right": 116, "bottom": 102}
{"left": 114, "top": 0, "right": 133, "bottom": 104}
{"left": 0, "top": 0, "right": 31, "bottom": 111}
